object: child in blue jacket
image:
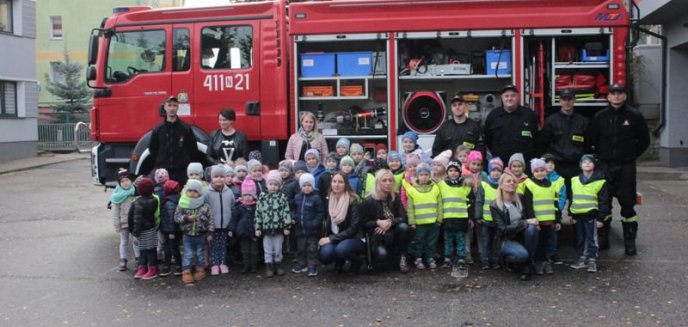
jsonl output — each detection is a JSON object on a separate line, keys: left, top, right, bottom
{"left": 291, "top": 173, "right": 325, "bottom": 277}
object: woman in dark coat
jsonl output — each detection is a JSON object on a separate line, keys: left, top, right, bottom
{"left": 207, "top": 108, "right": 249, "bottom": 165}
{"left": 490, "top": 172, "right": 539, "bottom": 280}
{"left": 360, "top": 169, "right": 412, "bottom": 273}
{"left": 318, "top": 172, "right": 364, "bottom": 273}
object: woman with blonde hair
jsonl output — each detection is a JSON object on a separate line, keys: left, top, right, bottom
{"left": 285, "top": 111, "right": 328, "bottom": 162}
{"left": 360, "top": 169, "right": 412, "bottom": 273}
{"left": 490, "top": 173, "right": 539, "bottom": 280}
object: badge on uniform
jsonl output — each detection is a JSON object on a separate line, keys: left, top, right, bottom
{"left": 521, "top": 130, "right": 532, "bottom": 138}
{"left": 462, "top": 141, "right": 475, "bottom": 149}
{"left": 572, "top": 135, "right": 584, "bottom": 142}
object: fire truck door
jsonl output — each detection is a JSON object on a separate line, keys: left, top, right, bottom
{"left": 192, "top": 21, "right": 261, "bottom": 139}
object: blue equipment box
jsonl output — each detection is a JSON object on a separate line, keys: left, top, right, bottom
{"left": 486, "top": 50, "right": 512, "bottom": 75}
{"left": 581, "top": 49, "right": 609, "bottom": 62}
{"left": 301, "top": 53, "right": 336, "bottom": 77}
{"left": 337, "top": 52, "right": 373, "bottom": 76}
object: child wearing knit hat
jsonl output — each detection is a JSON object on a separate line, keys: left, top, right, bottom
{"left": 174, "top": 179, "right": 214, "bottom": 283}
{"left": 207, "top": 165, "right": 235, "bottom": 276}
{"left": 400, "top": 131, "right": 431, "bottom": 165}
{"left": 247, "top": 159, "right": 266, "bottom": 198}
{"left": 476, "top": 157, "right": 503, "bottom": 270}
{"left": 375, "top": 143, "right": 388, "bottom": 161}
{"left": 292, "top": 173, "right": 325, "bottom": 277}
{"left": 438, "top": 156, "right": 474, "bottom": 269}
{"left": 431, "top": 150, "right": 452, "bottom": 182}
{"left": 110, "top": 169, "right": 137, "bottom": 271}
{"left": 507, "top": 153, "right": 528, "bottom": 193}
{"left": 463, "top": 150, "right": 485, "bottom": 265}
{"left": 229, "top": 179, "right": 260, "bottom": 273}
{"left": 255, "top": 170, "right": 293, "bottom": 277}
{"left": 335, "top": 138, "right": 351, "bottom": 160}
{"left": 339, "top": 155, "right": 361, "bottom": 194}
{"left": 401, "top": 161, "right": 442, "bottom": 270}
{"left": 304, "top": 149, "right": 326, "bottom": 188}
{"left": 386, "top": 150, "right": 405, "bottom": 193}
{"left": 129, "top": 177, "right": 163, "bottom": 281}
{"left": 523, "top": 157, "right": 560, "bottom": 275}
{"left": 159, "top": 179, "right": 182, "bottom": 277}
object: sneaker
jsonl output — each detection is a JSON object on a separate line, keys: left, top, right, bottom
{"left": 399, "top": 256, "right": 410, "bottom": 273}
{"left": 544, "top": 261, "right": 554, "bottom": 275}
{"left": 173, "top": 266, "right": 183, "bottom": 276}
{"left": 587, "top": 261, "right": 597, "bottom": 273}
{"left": 118, "top": 259, "right": 128, "bottom": 271}
{"left": 482, "top": 261, "right": 490, "bottom": 270}
{"left": 428, "top": 258, "right": 437, "bottom": 270}
{"left": 414, "top": 258, "right": 425, "bottom": 270}
{"left": 159, "top": 265, "right": 172, "bottom": 277}
{"left": 534, "top": 261, "right": 545, "bottom": 275}
{"left": 182, "top": 270, "right": 194, "bottom": 284}
{"left": 134, "top": 265, "right": 147, "bottom": 279}
{"left": 570, "top": 258, "right": 588, "bottom": 270}
{"left": 219, "top": 264, "right": 229, "bottom": 274}
{"left": 210, "top": 265, "right": 220, "bottom": 276}
{"left": 441, "top": 257, "right": 452, "bottom": 269}
{"left": 291, "top": 264, "right": 308, "bottom": 274}
{"left": 549, "top": 254, "right": 564, "bottom": 265}
{"left": 307, "top": 266, "right": 318, "bottom": 277}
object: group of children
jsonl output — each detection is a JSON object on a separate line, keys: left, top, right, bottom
{"left": 109, "top": 130, "right": 610, "bottom": 283}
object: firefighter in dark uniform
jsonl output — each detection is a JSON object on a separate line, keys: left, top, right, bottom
{"left": 484, "top": 84, "right": 540, "bottom": 164}
{"left": 148, "top": 96, "right": 199, "bottom": 185}
{"left": 587, "top": 84, "right": 650, "bottom": 255}
{"left": 431, "top": 93, "right": 482, "bottom": 157}
{"left": 538, "top": 89, "right": 589, "bottom": 199}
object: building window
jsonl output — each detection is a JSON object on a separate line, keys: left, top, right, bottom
{"left": 50, "top": 62, "right": 65, "bottom": 84}
{"left": 0, "top": 81, "right": 17, "bottom": 117}
{"left": 0, "top": 0, "right": 12, "bottom": 33}
{"left": 51, "top": 16, "right": 63, "bottom": 39}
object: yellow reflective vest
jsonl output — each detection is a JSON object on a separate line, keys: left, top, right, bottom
{"left": 438, "top": 180, "right": 471, "bottom": 220}
{"left": 392, "top": 171, "right": 404, "bottom": 193}
{"left": 361, "top": 172, "right": 376, "bottom": 197}
{"left": 523, "top": 178, "right": 557, "bottom": 222}
{"left": 569, "top": 176, "right": 605, "bottom": 214}
{"left": 480, "top": 181, "right": 498, "bottom": 222}
{"left": 402, "top": 179, "right": 441, "bottom": 225}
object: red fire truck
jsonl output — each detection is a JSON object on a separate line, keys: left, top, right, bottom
{"left": 86, "top": 0, "right": 632, "bottom": 186}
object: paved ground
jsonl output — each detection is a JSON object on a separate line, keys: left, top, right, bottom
{"left": 0, "top": 158, "right": 687, "bottom": 326}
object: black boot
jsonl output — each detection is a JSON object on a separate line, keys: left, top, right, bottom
{"left": 265, "top": 263, "right": 275, "bottom": 277}
{"left": 242, "top": 262, "right": 251, "bottom": 273}
{"left": 274, "top": 261, "right": 285, "bottom": 276}
{"left": 519, "top": 263, "right": 533, "bottom": 281}
{"left": 622, "top": 222, "right": 638, "bottom": 256}
{"left": 598, "top": 220, "right": 611, "bottom": 251}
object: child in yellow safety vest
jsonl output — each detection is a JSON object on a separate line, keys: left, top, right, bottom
{"left": 438, "top": 160, "right": 474, "bottom": 268}
{"left": 402, "top": 163, "right": 442, "bottom": 270}
{"left": 475, "top": 157, "right": 504, "bottom": 270}
{"left": 543, "top": 153, "right": 567, "bottom": 265}
{"left": 507, "top": 153, "right": 528, "bottom": 195}
{"left": 387, "top": 151, "right": 405, "bottom": 193}
{"left": 569, "top": 154, "right": 610, "bottom": 273}
{"left": 523, "top": 158, "right": 561, "bottom": 276}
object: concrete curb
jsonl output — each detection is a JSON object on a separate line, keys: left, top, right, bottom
{"left": 0, "top": 153, "right": 89, "bottom": 175}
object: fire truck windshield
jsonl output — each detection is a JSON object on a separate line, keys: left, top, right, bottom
{"left": 105, "top": 29, "right": 166, "bottom": 83}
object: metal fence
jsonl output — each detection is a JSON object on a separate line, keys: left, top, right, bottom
{"left": 38, "top": 122, "right": 92, "bottom": 152}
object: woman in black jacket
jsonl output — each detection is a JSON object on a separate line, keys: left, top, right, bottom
{"left": 490, "top": 173, "right": 539, "bottom": 280}
{"left": 318, "top": 172, "right": 364, "bottom": 273}
{"left": 207, "top": 108, "right": 249, "bottom": 165}
{"left": 360, "top": 169, "right": 412, "bottom": 273}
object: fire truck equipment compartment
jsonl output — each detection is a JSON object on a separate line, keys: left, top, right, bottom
{"left": 340, "top": 85, "right": 365, "bottom": 97}
{"left": 303, "top": 86, "right": 334, "bottom": 97}
{"left": 301, "top": 53, "right": 336, "bottom": 77}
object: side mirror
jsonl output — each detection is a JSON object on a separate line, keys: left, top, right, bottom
{"left": 86, "top": 66, "right": 96, "bottom": 81}
{"left": 88, "top": 35, "right": 98, "bottom": 65}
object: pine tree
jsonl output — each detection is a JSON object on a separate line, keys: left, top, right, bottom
{"left": 44, "top": 51, "right": 92, "bottom": 114}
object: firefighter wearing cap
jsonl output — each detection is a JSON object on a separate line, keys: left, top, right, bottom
{"left": 149, "top": 96, "right": 199, "bottom": 185}
{"left": 538, "top": 89, "right": 590, "bottom": 198}
{"left": 484, "top": 84, "right": 540, "bottom": 164}
{"left": 431, "top": 93, "right": 482, "bottom": 157}
{"left": 587, "top": 84, "right": 650, "bottom": 255}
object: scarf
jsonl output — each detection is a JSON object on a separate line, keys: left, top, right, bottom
{"left": 110, "top": 185, "right": 135, "bottom": 204}
{"left": 328, "top": 191, "right": 350, "bottom": 226}
{"left": 298, "top": 127, "right": 314, "bottom": 144}
{"left": 178, "top": 192, "right": 205, "bottom": 210}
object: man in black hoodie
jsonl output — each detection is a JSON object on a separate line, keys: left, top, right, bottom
{"left": 149, "top": 96, "right": 198, "bottom": 185}
{"left": 587, "top": 84, "right": 650, "bottom": 255}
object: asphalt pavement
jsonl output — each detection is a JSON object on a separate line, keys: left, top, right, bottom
{"left": 0, "top": 157, "right": 687, "bottom": 326}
